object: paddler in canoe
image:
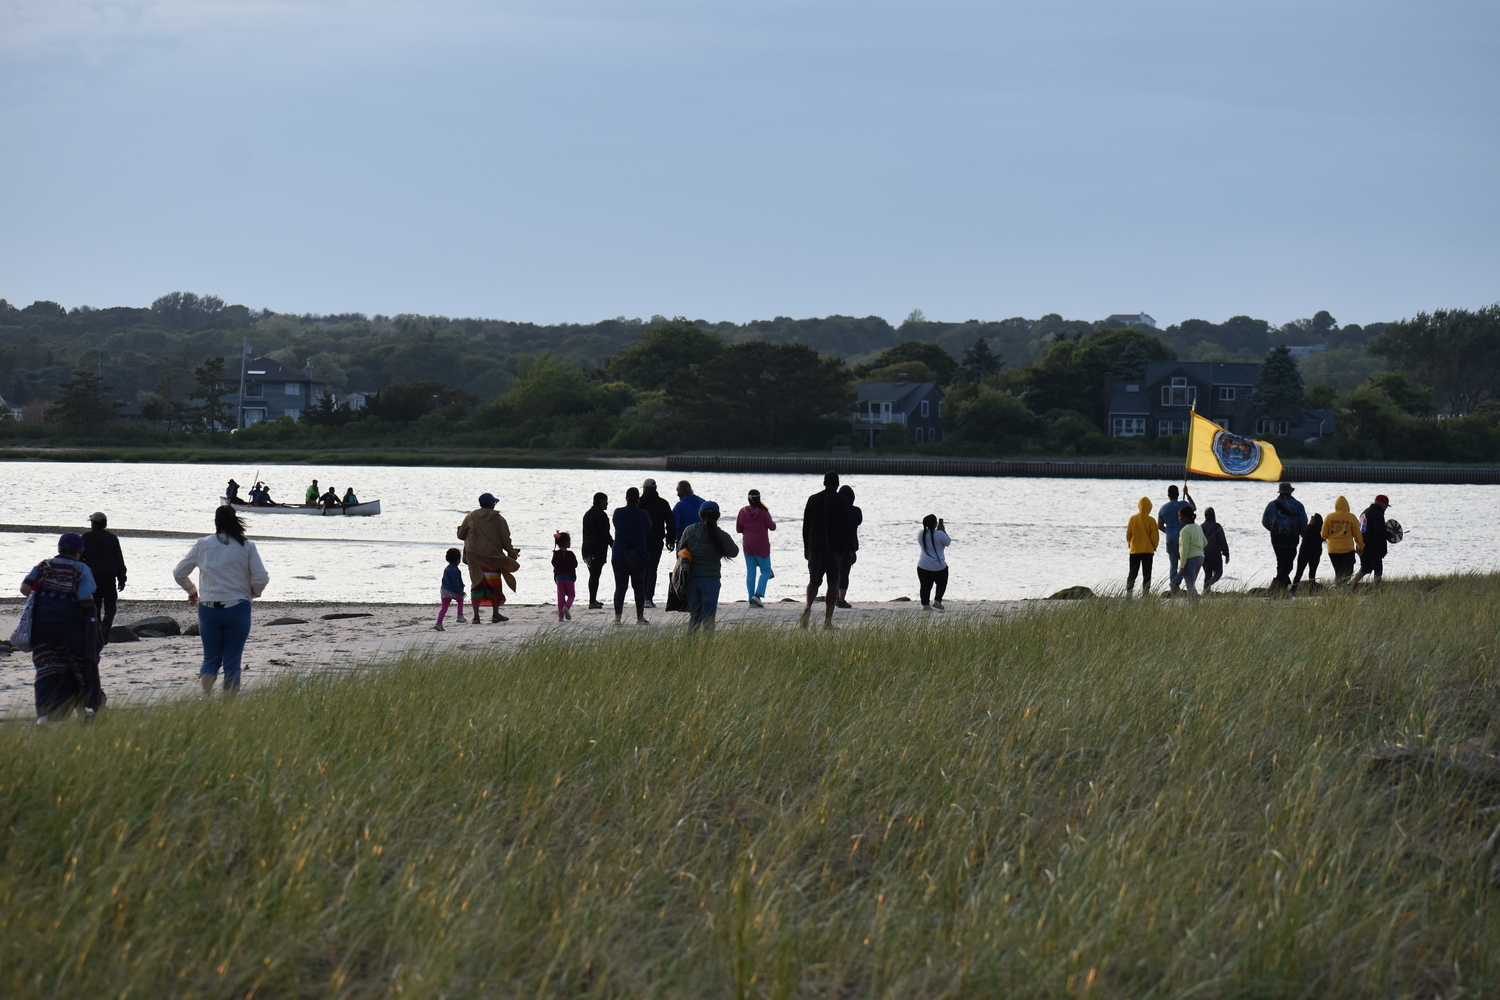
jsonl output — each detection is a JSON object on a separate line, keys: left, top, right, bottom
{"left": 457, "top": 492, "right": 519, "bottom": 623}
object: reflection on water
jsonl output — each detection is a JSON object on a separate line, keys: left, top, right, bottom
{"left": 0, "top": 461, "right": 1484, "bottom": 605}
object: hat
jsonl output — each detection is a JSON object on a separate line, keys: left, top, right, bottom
{"left": 478, "top": 493, "right": 498, "bottom": 505}
{"left": 699, "top": 500, "right": 720, "bottom": 514}
{"left": 1278, "top": 482, "right": 1294, "bottom": 494}
{"left": 88, "top": 511, "right": 107, "bottom": 522}
{"left": 643, "top": 478, "right": 657, "bottom": 489}
{"left": 58, "top": 532, "right": 85, "bottom": 553}
{"left": 1374, "top": 494, "right": 1390, "bottom": 507}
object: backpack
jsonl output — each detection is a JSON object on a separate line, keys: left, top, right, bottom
{"left": 1270, "top": 499, "right": 1296, "bottom": 539}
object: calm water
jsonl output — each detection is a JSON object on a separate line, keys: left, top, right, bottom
{"left": 0, "top": 462, "right": 1480, "bottom": 605}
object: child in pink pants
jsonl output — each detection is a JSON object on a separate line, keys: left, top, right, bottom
{"left": 433, "top": 547, "right": 466, "bottom": 630}
{"left": 552, "top": 531, "right": 578, "bottom": 621}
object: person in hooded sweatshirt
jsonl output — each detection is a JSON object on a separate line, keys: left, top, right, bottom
{"left": 1350, "top": 494, "right": 1393, "bottom": 591}
{"left": 1290, "top": 512, "right": 1324, "bottom": 595}
{"left": 1319, "top": 495, "right": 1364, "bottom": 585}
{"left": 1200, "top": 507, "right": 1230, "bottom": 593}
{"left": 1125, "top": 497, "right": 1160, "bottom": 596}
{"left": 581, "top": 492, "right": 612, "bottom": 609}
{"left": 1261, "top": 482, "right": 1308, "bottom": 594}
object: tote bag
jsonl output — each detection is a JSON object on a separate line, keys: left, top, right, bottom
{"left": 9, "top": 592, "right": 35, "bottom": 652}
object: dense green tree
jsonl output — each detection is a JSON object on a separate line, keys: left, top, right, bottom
{"left": 140, "top": 372, "right": 186, "bottom": 432}
{"left": 1025, "top": 329, "right": 1175, "bottom": 421}
{"left": 604, "top": 322, "right": 722, "bottom": 391}
{"left": 946, "top": 386, "right": 1036, "bottom": 445}
{"left": 955, "top": 337, "right": 1004, "bottom": 383}
{"left": 864, "top": 361, "right": 940, "bottom": 383}
{"left": 1365, "top": 371, "right": 1436, "bottom": 417}
{"left": 667, "top": 342, "right": 851, "bottom": 448}
{"left": 1312, "top": 310, "right": 1337, "bottom": 339}
{"left": 1250, "top": 346, "right": 1306, "bottom": 424}
{"left": 191, "top": 356, "right": 232, "bottom": 432}
{"left": 46, "top": 370, "right": 120, "bottom": 430}
{"left": 365, "top": 381, "right": 453, "bottom": 423}
{"left": 1304, "top": 382, "right": 1339, "bottom": 410}
{"left": 302, "top": 390, "right": 356, "bottom": 427}
{"left": 474, "top": 356, "right": 634, "bottom": 448}
{"left": 854, "top": 341, "right": 958, "bottom": 384}
{"left": 1113, "top": 339, "right": 1150, "bottom": 380}
{"left": 1368, "top": 304, "right": 1500, "bottom": 414}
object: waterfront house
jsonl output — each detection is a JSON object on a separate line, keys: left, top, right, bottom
{"left": 1105, "top": 361, "right": 1333, "bottom": 443}
{"left": 853, "top": 377, "right": 944, "bottom": 447}
{"left": 220, "top": 357, "right": 331, "bottom": 427}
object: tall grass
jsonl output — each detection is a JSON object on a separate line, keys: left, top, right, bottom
{"left": 2, "top": 581, "right": 1498, "bottom": 998}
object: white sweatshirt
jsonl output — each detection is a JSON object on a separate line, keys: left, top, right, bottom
{"left": 173, "top": 533, "right": 270, "bottom": 604}
{"left": 916, "top": 529, "right": 951, "bottom": 571}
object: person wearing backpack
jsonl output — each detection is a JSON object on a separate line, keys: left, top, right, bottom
{"left": 1260, "top": 481, "right": 1308, "bottom": 594}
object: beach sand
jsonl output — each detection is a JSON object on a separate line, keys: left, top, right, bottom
{"left": 0, "top": 596, "right": 1036, "bottom": 720}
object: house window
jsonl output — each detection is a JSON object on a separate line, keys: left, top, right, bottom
{"left": 1111, "top": 417, "right": 1146, "bottom": 437}
{"left": 927, "top": 427, "right": 937, "bottom": 442}
{"left": 1125, "top": 384, "right": 1140, "bottom": 392}
{"left": 242, "top": 408, "right": 267, "bottom": 425}
{"left": 1158, "top": 419, "right": 1188, "bottom": 437}
{"left": 915, "top": 426, "right": 924, "bottom": 444}
{"left": 283, "top": 408, "right": 301, "bottom": 420}
{"left": 1217, "top": 387, "right": 1236, "bottom": 401}
{"left": 1160, "top": 377, "right": 1196, "bottom": 408}
{"left": 285, "top": 382, "right": 302, "bottom": 396}
{"left": 1217, "top": 416, "right": 1232, "bottom": 432}
{"left": 245, "top": 381, "right": 264, "bottom": 398}
{"left": 1256, "top": 418, "right": 1290, "bottom": 436}
{"left": 920, "top": 400, "right": 930, "bottom": 417}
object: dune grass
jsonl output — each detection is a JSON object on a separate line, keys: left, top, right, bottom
{"left": 2, "top": 582, "right": 1498, "bottom": 998}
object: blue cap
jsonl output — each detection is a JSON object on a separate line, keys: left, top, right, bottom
{"left": 478, "top": 493, "right": 498, "bottom": 505}
{"left": 58, "top": 532, "right": 85, "bottom": 553}
{"left": 699, "top": 500, "right": 720, "bottom": 514}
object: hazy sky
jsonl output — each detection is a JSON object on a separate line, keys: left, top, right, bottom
{"left": 2, "top": 0, "right": 1495, "bottom": 328}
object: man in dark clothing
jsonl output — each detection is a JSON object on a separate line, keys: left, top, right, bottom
{"left": 81, "top": 512, "right": 127, "bottom": 640}
{"left": 801, "top": 471, "right": 853, "bottom": 628}
{"left": 639, "top": 478, "right": 675, "bottom": 609}
{"left": 836, "top": 484, "right": 862, "bottom": 608}
{"left": 611, "top": 487, "right": 653, "bottom": 625}
{"left": 1351, "top": 494, "right": 1392, "bottom": 591}
{"left": 1261, "top": 482, "right": 1308, "bottom": 594}
{"left": 581, "top": 492, "right": 612, "bottom": 609}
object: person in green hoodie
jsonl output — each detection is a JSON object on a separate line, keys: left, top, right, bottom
{"left": 1177, "top": 506, "right": 1207, "bottom": 600}
{"left": 1125, "top": 497, "right": 1160, "bottom": 596}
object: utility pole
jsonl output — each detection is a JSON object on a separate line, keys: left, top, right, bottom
{"left": 236, "top": 337, "right": 251, "bottom": 430}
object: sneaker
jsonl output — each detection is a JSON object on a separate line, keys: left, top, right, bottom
{"left": 836, "top": 599, "right": 852, "bottom": 609}
{"left": 35, "top": 715, "right": 48, "bottom": 725}
{"left": 564, "top": 609, "right": 572, "bottom": 620}
{"left": 431, "top": 623, "right": 445, "bottom": 631}
{"left": 749, "top": 595, "right": 763, "bottom": 608}
{"left": 637, "top": 616, "right": 650, "bottom": 626}
{"left": 456, "top": 615, "right": 467, "bottom": 623}
{"left": 933, "top": 601, "right": 945, "bottom": 611}
{"left": 492, "top": 614, "right": 509, "bottom": 623}
{"left": 589, "top": 601, "right": 604, "bottom": 610}
{"left": 644, "top": 599, "right": 656, "bottom": 609}
{"left": 922, "top": 603, "right": 932, "bottom": 610}
{"left": 614, "top": 616, "right": 623, "bottom": 626}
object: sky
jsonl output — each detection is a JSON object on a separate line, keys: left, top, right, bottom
{"left": 1, "top": 0, "right": 1496, "bottom": 329}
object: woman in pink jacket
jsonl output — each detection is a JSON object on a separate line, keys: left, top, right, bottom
{"left": 735, "top": 489, "right": 777, "bottom": 607}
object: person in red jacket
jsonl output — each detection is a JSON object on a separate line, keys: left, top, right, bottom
{"left": 735, "top": 489, "right": 777, "bottom": 607}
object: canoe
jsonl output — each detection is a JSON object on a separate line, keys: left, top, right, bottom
{"left": 220, "top": 497, "right": 382, "bottom": 516}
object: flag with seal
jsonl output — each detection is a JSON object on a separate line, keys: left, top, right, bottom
{"left": 1186, "top": 410, "right": 1283, "bottom": 482}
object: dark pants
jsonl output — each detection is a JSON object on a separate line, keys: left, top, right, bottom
{"left": 644, "top": 545, "right": 664, "bottom": 603}
{"left": 1291, "top": 548, "right": 1321, "bottom": 591}
{"left": 1127, "top": 553, "right": 1154, "bottom": 594}
{"left": 918, "top": 567, "right": 948, "bottom": 605}
{"left": 1203, "top": 558, "right": 1223, "bottom": 590}
{"left": 95, "top": 584, "right": 119, "bottom": 640}
{"left": 612, "top": 555, "right": 646, "bottom": 618}
{"left": 1329, "top": 551, "right": 1356, "bottom": 581}
{"left": 1360, "top": 550, "right": 1385, "bottom": 579}
{"left": 1271, "top": 545, "right": 1296, "bottom": 591}
{"left": 806, "top": 551, "right": 846, "bottom": 596}
{"left": 584, "top": 554, "right": 607, "bottom": 603}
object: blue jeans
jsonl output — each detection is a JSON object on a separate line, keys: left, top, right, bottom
{"left": 198, "top": 601, "right": 252, "bottom": 691}
{"left": 686, "top": 576, "right": 722, "bottom": 632}
{"left": 745, "top": 555, "right": 773, "bottom": 600}
{"left": 1182, "top": 556, "right": 1204, "bottom": 599}
{"left": 1165, "top": 537, "right": 1182, "bottom": 588}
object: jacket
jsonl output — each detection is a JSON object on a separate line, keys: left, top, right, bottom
{"left": 173, "top": 533, "right": 270, "bottom": 604}
{"left": 672, "top": 494, "right": 705, "bottom": 538}
{"left": 802, "top": 488, "right": 852, "bottom": 556}
{"left": 81, "top": 527, "right": 127, "bottom": 590}
{"left": 1262, "top": 494, "right": 1308, "bottom": 547}
{"left": 1320, "top": 496, "right": 1364, "bottom": 555}
{"left": 441, "top": 564, "right": 464, "bottom": 594}
{"left": 581, "top": 505, "right": 612, "bottom": 560}
{"left": 680, "top": 522, "right": 740, "bottom": 578}
{"left": 1299, "top": 517, "right": 1324, "bottom": 560}
{"left": 551, "top": 550, "right": 579, "bottom": 580}
{"left": 735, "top": 506, "right": 777, "bottom": 558}
{"left": 1127, "top": 498, "right": 1160, "bottom": 554}
{"left": 1202, "top": 520, "right": 1230, "bottom": 566}
{"left": 457, "top": 508, "right": 517, "bottom": 568}
{"left": 1360, "top": 504, "right": 1390, "bottom": 557}
{"left": 1178, "top": 523, "right": 1206, "bottom": 562}
{"left": 641, "top": 490, "right": 675, "bottom": 547}
{"left": 917, "top": 528, "right": 951, "bottom": 571}
{"left": 612, "top": 505, "right": 652, "bottom": 562}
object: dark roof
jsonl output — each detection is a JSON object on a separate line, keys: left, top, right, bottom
{"left": 1107, "top": 379, "right": 1152, "bottom": 415}
{"left": 854, "top": 381, "right": 939, "bottom": 410}
{"left": 1143, "top": 361, "right": 1263, "bottom": 386}
{"left": 226, "top": 357, "right": 329, "bottom": 384}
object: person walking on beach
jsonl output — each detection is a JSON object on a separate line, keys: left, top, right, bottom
{"left": 612, "top": 487, "right": 652, "bottom": 625}
{"left": 1291, "top": 512, "right": 1324, "bottom": 595}
{"left": 679, "top": 500, "right": 740, "bottom": 632}
{"left": 21, "top": 532, "right": 103, "bottom": 722}
{"left": 457, "top": 492, "right": 519, "bottom": 623}
{"left": 581, "top": 492, "right": 611, "bottom": 609}
{"left": 173, "top": 506, "right": 270, "bottom": 696}
{"left": 1177, "top": 507, "right": 1207, "bottom": 600}
{"left": 673, "top": 481, "right": 705, "bottom": 539}
{"left": 432, "top": 547, "right": 466, "bottom": 630}
{"left": 1126, "top": 496, "right": 1160, "bottom": 596}
{"left": 800, "top": 472, "right": 853, "bottom": 628}
{"left": 1320, "top": 495, "right": 1364, "bottom": 586}
{"left": 736, "top": 488, "right": 776, "bottom": 607}
{"left": 1201, "top": 507, "right": 1230, "bottom": 594}
{"left": 81, "top": 511, "right": 127, "bottom": 640}
{"left": 1157, "top": 485, "right": 1194, "bottom": 594}
{"left": 640, "top": 479, "right": 674, "bottom": 610}
{"left": 1350, "top": 494, "right": 1393, "bottom": 591}
{"left": 305, "top": 479, "right": 320, "bottom": 505}
{"left": 917, "top": 514, "right": 952, "bottom": 611}
{"left": 1262, "top": 482, "right": 1308, "bottom": 594}
{"left": 837, "top": 484, "right": 862, "bottom": 609}
{"left": 552, "top": 531, "right": 578, "bottom": 622}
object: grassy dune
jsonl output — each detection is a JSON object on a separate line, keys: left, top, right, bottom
{"left": 2, "top": 583, "right": 1499, "bottom": 998}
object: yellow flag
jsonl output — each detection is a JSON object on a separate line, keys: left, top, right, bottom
{"left": 1186, "top": 410, "right": 1283, "bottom": 482}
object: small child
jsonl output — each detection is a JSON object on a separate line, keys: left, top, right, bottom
{"left": 552, "top": 531, "right": 578, "bottom": 621}
{"left": 433, "top": 547, "right": 466, "bottom": 630}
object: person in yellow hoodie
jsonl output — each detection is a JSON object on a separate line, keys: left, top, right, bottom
{"left": 1126, "top": 497, "right": 1160, "bottom": 596}
{"left": 1320, "top": 495, "right": 1364, "bottom": 585}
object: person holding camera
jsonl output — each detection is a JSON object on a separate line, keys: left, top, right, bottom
{"left": 917, "top": 514, "right": 952, "bottom": 611}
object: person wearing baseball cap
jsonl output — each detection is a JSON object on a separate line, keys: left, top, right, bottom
{"left": 677, "top": 498, "right": 740, "bottom": 632}
{"left": 81, "top": 511, "right": 128, "bottom": 640}
{"left": 1351, "top": 494, "right": 1392, "bottom": 591}
{"left": 20, "top": 532, "right": 103, "bottom": 722}
{"left": 457, "top": 492, "right": 518, "bottom": 622}
{"left": 1261, "top": 481, "right": 1308, "bottom": 594}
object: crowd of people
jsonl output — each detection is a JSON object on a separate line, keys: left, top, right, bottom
{"left": 224, "top": 478, "right": 361, "bottom": 509}
{"left": 1124, "top": 482, "right": 1400, "bottom": 599}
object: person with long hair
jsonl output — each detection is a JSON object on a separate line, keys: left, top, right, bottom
{"left": 174, "top": 505, "right": 270, "bottom": 696}
{"left": 735, "top": 488, "right": 776, "bottom": 607}
{"left": 20, "top": 532, "right": 103, "bottom": 722}
{"left": 1177, "top": 506, "right": 1206, "bottom": 600}
{"left": 916, "top": 514, "right": 952, "bottom": 610}
{"left": 679, "top": 500, "right": 741, "bottom": 632}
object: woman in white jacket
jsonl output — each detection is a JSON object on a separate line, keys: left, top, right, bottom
{"left": 916, "top": 514, "right": 952, "bottom": 611}
{"left": 174, "top": 505, "right": 270, "bottom": 695}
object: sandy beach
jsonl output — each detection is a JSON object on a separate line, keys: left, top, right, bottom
{"left": 0, "top": 596, "right": 1036, "bottom": 720}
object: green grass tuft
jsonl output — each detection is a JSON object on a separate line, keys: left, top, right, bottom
{"left": 2, "top": 581, "right": 1498, "bottom": 997}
